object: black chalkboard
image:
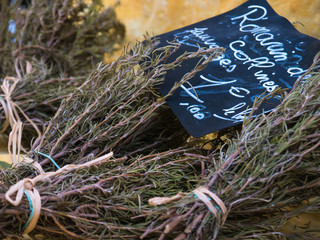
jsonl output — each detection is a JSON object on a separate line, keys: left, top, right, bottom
{"left": 156, "top": 0, "right": 320, "bottom": 137}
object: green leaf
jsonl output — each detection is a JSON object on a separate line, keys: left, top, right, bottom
{"left": 0, "top": 161, "right": 11, "bottom": 169}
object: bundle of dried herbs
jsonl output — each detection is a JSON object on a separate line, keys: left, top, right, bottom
{"left": 0, "top": 65, "right": 85, "bottom": 153}
{"left": 0, "top": 0, "right": 125, "bottom": 77}
{"left": 28, "top": 38, "right": 222, "bottom": 170}
{"left": 0, "top": 39, "right": 222, "bottom": 238}
{"left": 0, "top": 45, "right": 319, "bottom": 239}
{"left": 0, "top": 0, "right": 125, "bottom": 156}
{"left": 140, "top": 53, "right": 320, "bottom": 239}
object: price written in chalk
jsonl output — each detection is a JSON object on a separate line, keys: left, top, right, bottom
{"left": 156, "top": 0, "right": 320, "bottom": 137}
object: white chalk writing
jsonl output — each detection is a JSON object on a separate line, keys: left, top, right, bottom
{"left": 180, "top": 75, "right": 237, "bottom": 103}
{"left": 229, "top": 40, "right": 275, "bottom": 70}
{"left": 231, "top": 5, "right": 288, "bottom": 62}
{"left": 254, "top": 70, "right": 279, "bottom": 92}
{"left": 229, "top": 86, "right": 250, "bottom": 98}
{"left": 178, "top": 27, "right": 237, "bottom": 71}
{"left": 174, "top": 2, "right": 309, "bottom": 125}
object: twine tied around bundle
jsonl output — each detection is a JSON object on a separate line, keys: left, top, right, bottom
{"left": 192, "top": 186, "right": 227, "bottom": 225}
{"left": 148, "top": 186, "right": 227, "bottom": 225}
{"left": 0, "top": 76, "right": 42, "bottom": 165}
{"left": 5, "top": 152, "right": 114, "bottom": 234}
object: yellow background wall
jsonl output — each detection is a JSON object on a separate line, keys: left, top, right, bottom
{"left": 104, "top": 0, "right": 320, "bottom": 42}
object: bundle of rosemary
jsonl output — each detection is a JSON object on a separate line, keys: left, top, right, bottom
{"left": 0, "top": 0, "right": 125, "bottom": 77}
{"left": 0, "top": 38, "right": 319, "bottom": 239}
{"left": 140, "top": 54, "right": 320, "bottom": 239}
{"left": 30, "top": 38, "right": 222, "bottom": 170}
{"left": 0, "top": 0, "right": 125, "bottom": 155}
{"left": 0, "top": 39, "right": 223, "bottom": 238}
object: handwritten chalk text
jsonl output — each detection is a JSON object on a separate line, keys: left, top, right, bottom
{"left": 229, "top": 40, "right": 275, "bottom": 69}
{"left": 231, "top": 5, "right": 288, "bottom": 62}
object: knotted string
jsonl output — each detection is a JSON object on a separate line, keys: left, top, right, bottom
{"left": 6, "top": 178, "right": 42, "bottom": 234}
{"left": 5, "top": 152, "right": 114, "bottom": 234}
{"left": 192, "top": 186, "right": 227, "bottom": 225}
{"left": 148, "top": 186, "right": 227, "bottom": 225}
{"left": 0, "top": 76, "right": 42, "bottom": 165}
{"left": 0, "top": 77, "right": 20, "bottom": 134}
{"left": 148, "top": 192, "right": 186, "bottom": 206}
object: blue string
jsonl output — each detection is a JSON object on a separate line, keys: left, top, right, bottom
{"left": 191, "top": 193, "right": 221, "bottom": 214}
{"left": 22, "top": 190, "right": 34, "bottom": 231}
{"left": 35, "top": 150, "right": 60, "bottom": 169}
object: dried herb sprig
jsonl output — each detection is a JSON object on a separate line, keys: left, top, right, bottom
{"left": 31, "top": 38, "right": 223, "bottom": 170}
{"left": 0, "top": 141, "right": 319, "bottom": 239}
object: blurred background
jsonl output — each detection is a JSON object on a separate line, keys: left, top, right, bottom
{"left": 103, "top": 0, "right": 320, "bottom": 43}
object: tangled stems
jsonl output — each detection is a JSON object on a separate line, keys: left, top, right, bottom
{"left": 0, "top": 58, "right": 319, "bottom": 239}
{"left": 0, "top": 0, "right": 125, "bottom": 78}
{"left": 0, "top": 0, "right": 125, "bottom": 152}
{"left": 31, "top": 38, "right": 223, "bottom": 171}
{"left": 144, "top": 54, "right": 320, "bottom": 239}
{"left": 0, "top": 24, "right": 319, "bottom": 238}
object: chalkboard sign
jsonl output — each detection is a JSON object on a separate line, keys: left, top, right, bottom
{"left": 156, "top": 0, "right": 320, "bottom": 137}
